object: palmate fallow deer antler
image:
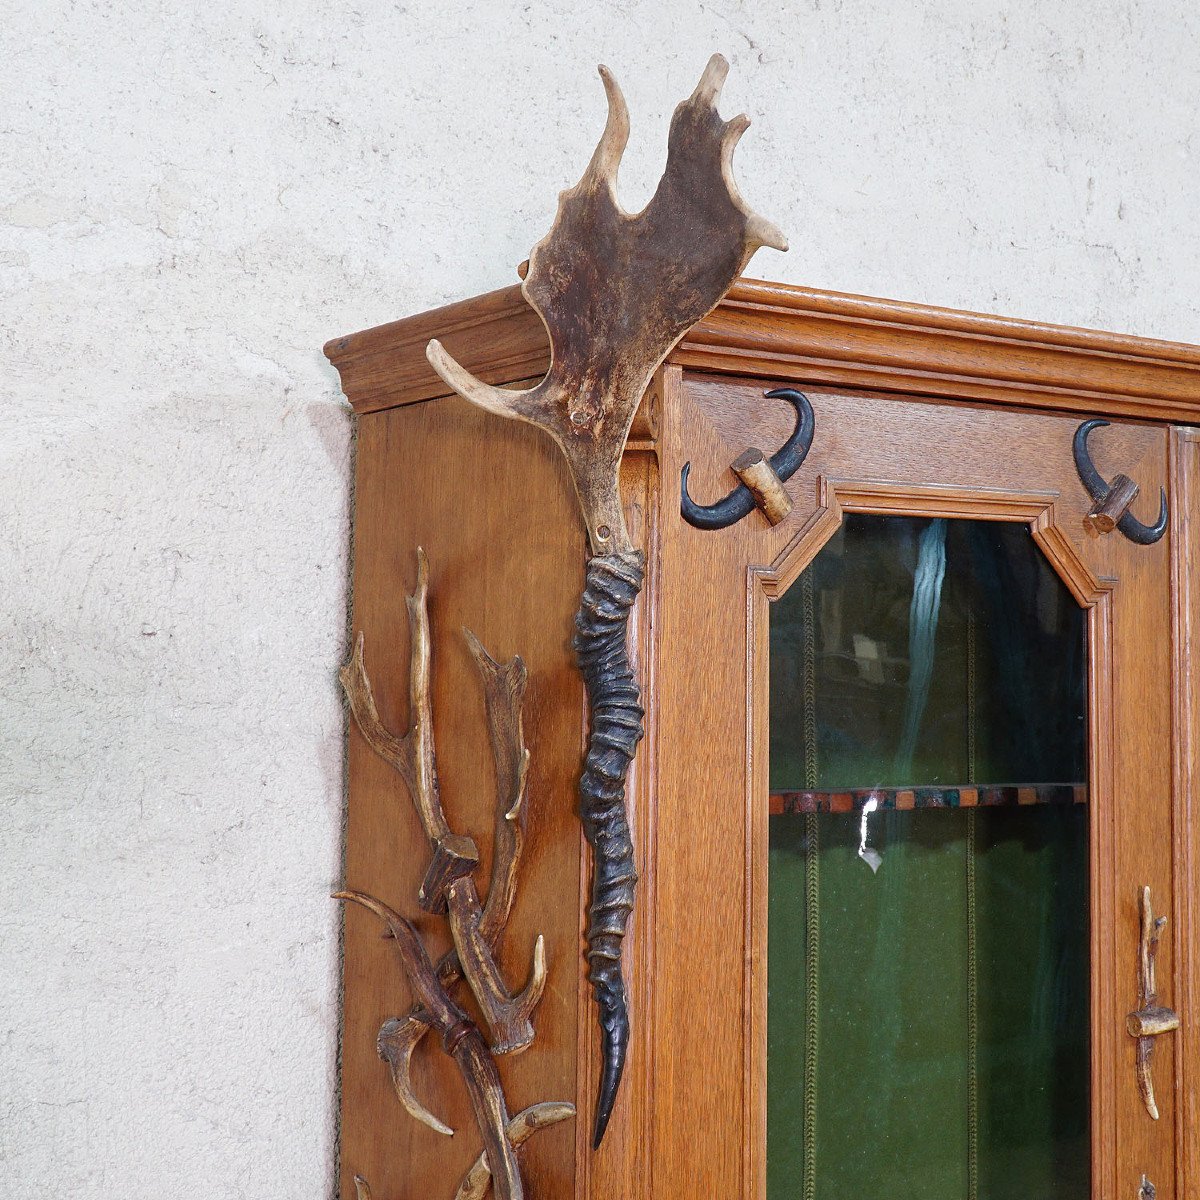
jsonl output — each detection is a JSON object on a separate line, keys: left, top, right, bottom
{"left": 427, "top": 53, "right": 787, "bottom": 1147}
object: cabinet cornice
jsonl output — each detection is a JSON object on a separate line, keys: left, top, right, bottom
{"left": 326, "top": 277, "right": 1200, "bottom": 423}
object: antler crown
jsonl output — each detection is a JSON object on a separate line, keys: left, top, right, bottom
{"left": 427, "top": 53, "right": 787, "bottom": 555}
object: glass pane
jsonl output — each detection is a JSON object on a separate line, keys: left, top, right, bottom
{"left": 767, "top": 515, "right": 1089, "bottom": 1200}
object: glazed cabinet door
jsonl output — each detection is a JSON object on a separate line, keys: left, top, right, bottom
{"left": 644, "top": 372, "right": 1185, "bottom": 1200}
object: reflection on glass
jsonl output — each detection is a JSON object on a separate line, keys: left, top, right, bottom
{"left": 767, "top": 516, "right": 1089, "bottom": 1200}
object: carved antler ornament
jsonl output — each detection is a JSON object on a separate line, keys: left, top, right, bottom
{"left": 427, "top": 52, "right": 787, "bottom": 1147}
{"left": 338, "top": 551, "right": 574, "bottom": 1200}
{"left": 1127, "top": 886, "right": 1180, "bottom": 1120}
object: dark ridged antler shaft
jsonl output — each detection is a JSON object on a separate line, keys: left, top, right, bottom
{"left": 574, "top": 550, "right": 645, "bottom": 1148}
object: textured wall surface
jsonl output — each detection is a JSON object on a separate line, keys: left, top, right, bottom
{"left": 2, "top": 2, "right": 1198, "bottom": 1196}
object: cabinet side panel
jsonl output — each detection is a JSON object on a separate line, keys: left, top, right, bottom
{"left": 341, "top": 395, "right": 584, "bottom": 1199}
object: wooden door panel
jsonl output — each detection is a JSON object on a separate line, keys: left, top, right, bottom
{"left": 650, "top": 372, "right": 1176, "bottom": 1198}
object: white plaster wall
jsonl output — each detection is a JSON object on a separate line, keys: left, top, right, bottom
{"left": 2, "top": 2, "right": 1198, "bottom": 1196}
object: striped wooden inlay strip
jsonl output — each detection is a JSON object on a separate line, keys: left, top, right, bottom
{"left": 769, "top": 783, "right": 1087, "bottom": 815}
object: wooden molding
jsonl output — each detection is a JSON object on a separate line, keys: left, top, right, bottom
{"left": 327, "top": 277, "right": 1200, "bottom": 424}
{"left": 326, "top": 286, "right": 546, "bottom": 416}
{"left": 741, "top": 474, "right": 1120, "bottom": 1199}
{"left": 1171, "top": 427, "right": 1200, "bottom": 1197}
{"left": 681, "top": 279, "right": 1200, "bottom": 423}
{"left": 748, "top": 476, "right": 1111, "bottom": 605}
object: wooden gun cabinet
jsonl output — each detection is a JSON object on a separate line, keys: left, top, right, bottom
{"left": 326, "top": 277, "right": 1200, "bottom": 1200}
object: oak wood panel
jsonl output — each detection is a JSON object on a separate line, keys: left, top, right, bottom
{"left": 1170, "top": 426, "right": 1200, "bottom": 1197}
{"left": 326, "top": 286, "right": 547, "bottom": 416}
{"left": 678, "top": 280, "right": 1200, "bottom": 422}
{"left": 334, "top": 285, "right": 1198, "bottom": 1200}
{"left": 1098, "top": 477, "right": 1175, "bottom": 1199}
{"left": 652, "top": 365, "right": 754, "bottom": 1199}
{"left": 649, "top": 373, "right": 1176, "bottom": 1199}
{"left": 341, "top": 394, "right": 586, "bottom": 1200}
{"left": 325, "top": 277, "right": 1200, "bottom": 424}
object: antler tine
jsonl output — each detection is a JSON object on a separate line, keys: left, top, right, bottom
{"left": 425, "top": 339, "right": 531, "bottom": 427}
{"left": 447, "top": 918, "right": 545, "bottom": 1051}
{"left": 721, "top": 110, "right": 751, "bottom": 149}
{"left": 378, "top": 1015, "right": 455, "bottom": 1137}
{"left": 340, "top": 632, "right": 417, "bottom": 797}
{"left": 405, "top": 547, "right": 447, "bottom": 843}
{"left": 717, "top": 113, "right": 787, "bottom": 252}
{"left": 453, "top": 1103, "right": 577, "bottom": 1200}
{"left": 583, "top": 66, "right": 630, "bottom": 196}
{"left": 691, "top": 49, "right": 729, "bottom": 103}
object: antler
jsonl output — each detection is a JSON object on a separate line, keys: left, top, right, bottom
{"left": 465, "top": 629, "right": 535, "bottom": 947}
{"left": 453, "top": 1103, "right": 576, "bottom": 1200}
{"left": 340, "top": 552, "right": 547, "bottom": 1058}
{"left": 377, "top": 1014, "right": 454, "bottom": 1136}
{"left": 334, "top": 893, "right": 524, "bottom": 1200}
{"left": 427, "top": 52, "right": 786, "bottom": 557}
{"left": 350, "top": 1100, "right": 576, "bottom": 1200}
{"left": 340, "top": 552, "right": 574, "bottom": 1197}
{"left": 368, "top": 627, "right": 538, "bottom": 1137}
{"left": 426, "top": 53, "right": 786, "bottom": 1147}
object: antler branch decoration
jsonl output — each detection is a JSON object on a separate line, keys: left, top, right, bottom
{"left": 426, "top": 53, "right": 787, "bottom": 1145}
{"left": 338, "top": 550, "right": 574, "bottom": 1200}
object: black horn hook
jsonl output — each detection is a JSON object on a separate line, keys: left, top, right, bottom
{"left": 1072, "top": 418, "right": 1168, "bottom": 545}
{"left": 681, "top": 389, "right": 815, "bottom": 531}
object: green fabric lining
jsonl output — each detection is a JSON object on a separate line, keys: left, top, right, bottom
{"left": 767, "top": 807, "right": 1088, "bottom": 1200}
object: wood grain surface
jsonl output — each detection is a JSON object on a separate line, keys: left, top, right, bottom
{"left": 653, "top": 374, "right": 1177, "bottom": 1199}
{"left": 340, "top": 393, "right": 585, "bottom": 1200}
{"left": 333, "top": 280, "right": 1196, "bottom": 1199}
{"left": 327, "top": 276, "right": 1200, "bottom": 423}
{"left": 1170, "top": 426, "right": 1200, "bottom": 1198}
